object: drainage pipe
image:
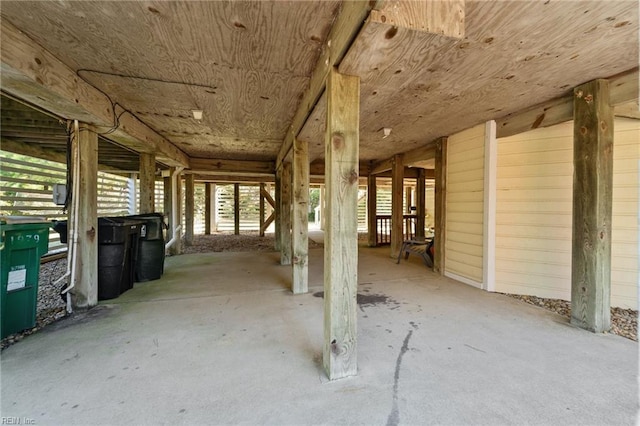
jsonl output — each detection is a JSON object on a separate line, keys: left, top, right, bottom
{"left": 59, "top": 120, "right": 82, "bottom": 313}
{"left": 165, "top": 167, "right": 184, "bottom": 251}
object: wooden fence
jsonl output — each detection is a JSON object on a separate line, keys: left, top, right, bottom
{"left": 1, "top": 151, "right": 130, "bottom": 254}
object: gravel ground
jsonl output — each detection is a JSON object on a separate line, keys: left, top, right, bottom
{"left": 181, "top": 231, "right": 322, "bottom": 254}
{"left": 3, "top": 234, "right": 636, "bottom": 349}
{"left": 505, "top": 294, "right": 638, "bottom": 341}
{"left": 180, "top": 231, "right": 368, "bottom": 254}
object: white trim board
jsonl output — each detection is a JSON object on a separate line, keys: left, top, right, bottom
{"left": 483, "top": 120, "right": 497, "bottom": 292}
{"left": 445, "top": 271, "right": 484, "bottom": 289}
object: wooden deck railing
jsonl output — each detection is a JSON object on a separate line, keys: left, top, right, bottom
{"left": 375, "top": 214, "right": 417, "bottom": 245}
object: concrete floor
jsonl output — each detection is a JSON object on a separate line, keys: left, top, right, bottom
{"left": 1, "top": 241, "right": 638, "bottom": 425}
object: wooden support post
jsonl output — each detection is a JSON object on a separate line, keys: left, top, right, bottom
{"left": 70, "top": 123, "right": 98, "bottom": 309}
{"left": 234, "top": 183, "right": 240, "bottom": 235}
{"left": 405, "top": 186, "right": 412, "bottom": 214}
{"left": 416, "top": 168, "right": 426, "bottom": 240}
{"left": 292, "top": 138, "right": 309, "bottom": 294}
{"left": 274, "top": 170, "right": 281, "bottom": 250}
{"left": 280, "top": 162, "right": 293, "bottom": 265}
{"left": 320, "top": 186, "right": 326, "bottom": 230}
{"left": 259, "top": 183, "right": 266, "bottom": 237}
{"left": 163, "top": 172, "right": 172, "bottom": 236}
{"left": 367, "top": 174, "right": 377, "bottom": 247}
{"left": 205, "top": 183, "right": 211, "bottom": 235}
{"left": 434, "top": 137, "right": 448, "bottom": 274}
{"left": 211, "top": 184, "right": 217, "bottom": 233}
{"left": 185, "top": 174, "right": 195, "bottom": 246}
{"left": 323, "top": 68, "right": 360, "bottom": 380}
{"left": 571, "top": 79, "right": 614, "bottom": 333}
{"left": 139, "top": 152, "right": 155, "bottom": 214}
{"left": 391, "top": 154, "right": 404, "bottom": 258}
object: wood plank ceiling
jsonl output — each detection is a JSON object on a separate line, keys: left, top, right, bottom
{"left": 300, "top": 0, "right": 639, "bottom": 162}
{"left": 1, "top": 1, "right": 341, "bottom": 163}
{"left": 0, "top": 1, "right": 638, "bottom": 170}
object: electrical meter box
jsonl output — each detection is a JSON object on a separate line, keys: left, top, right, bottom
{"left": 52, "top": 184, "right": 66, "bottom": 206}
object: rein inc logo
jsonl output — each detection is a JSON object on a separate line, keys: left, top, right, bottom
{"left": 1, "top": 418, "right": 35, "bottom": 425}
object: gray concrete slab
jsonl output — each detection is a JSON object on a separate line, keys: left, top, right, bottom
{"left": 1, "top": 245, "right": 637, "bottom": 425}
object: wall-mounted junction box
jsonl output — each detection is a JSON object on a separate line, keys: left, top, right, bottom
{"left": 52, "top": 184, "right": 66, "bottom": 205}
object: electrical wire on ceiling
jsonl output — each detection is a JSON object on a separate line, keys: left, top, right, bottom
{"left": 76, "top": 69, "right": 218, "bottom": 92}
{"left": 72, "top": 71, "right": 128, "bottom": 136}
{"left": 75, "top": 69, "right": 216, "bottom": 136}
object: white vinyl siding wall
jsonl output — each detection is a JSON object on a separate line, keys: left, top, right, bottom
{"left": 445, "top": 124, "right": 486, "bottom": 285}
{"left": 495, "top": 123, "right": 573, "bottom": 300}
{"left": 495, "top": 118, "right": 638, "bottom": 309}
{"left": 611, "top": 118, "right": 639, "bottom": 309}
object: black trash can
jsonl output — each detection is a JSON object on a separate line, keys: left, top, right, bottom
{"left": 102, "top": 217, "right": 143, "bottom": 297}
{"left": 53, "top": 217, "right": 144, "bottom": 300}
{"left": 126, "top": 213, "right": 166, "bottom": 282}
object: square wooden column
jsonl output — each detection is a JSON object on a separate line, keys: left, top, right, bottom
{"left": 405, "top": 186, "right": 413, "bottom": 213}
{"left": 367, "top": 174, "right": 377, "bottom": 247}
{"left": 211, "top": 184, "right": 217, "bottom": 233}
{"left": 163, "top": 172, "right": 172, "bottom": 236}
{"left": 571, "top": 79, "right": 614, "bottom": 333}
{"left": 416, "top": 168, "right": 426, "bottom": 240}
{"left": 391, "top": 154, "right": 404, "bottom": 257}
{"left": 185, "top": 174, "right": 195, "bottom": 246}
{"left": 205, "top": 183, "right": 212, "bottom": 235}
{"left": 259, "top": 183, "right": 266, "bottom": 237}
{"left": 434, "top": 137, "right": 448, "bottom": 274}
{"left": 320, "top": 185, "right": 326, "bottom": 230}
{"left": 274, "top": 170, "right": 281, "bottom": 250}
{"left": 70, "top": 123, "right": 98, "bottom": 309}
{"left": 234, "top": 183, "right": 240, "bottom": 235}
{"left": 280, "top": 162, "right": 292, "bottom": 265}
{"left": 139, "top": 152, "right": 156, "bottom": 214}
{"left": 292, "top": 138, "right": 309, "bottom": 294}
{"left": 323, "top": 68, "right": 360, "bottom": 380}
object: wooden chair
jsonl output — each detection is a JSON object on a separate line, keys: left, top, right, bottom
{"left": 396, "top": 238, "right": 434, "bottom": 268}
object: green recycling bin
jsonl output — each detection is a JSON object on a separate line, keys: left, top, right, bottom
{"left": 0, "top": 217, "right": 51, "bottom": 339}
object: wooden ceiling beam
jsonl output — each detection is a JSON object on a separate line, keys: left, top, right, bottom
{"left": 280, "top": 0, "right": 465, "bottom": 169}
{"left": 0, "top": 19, "right": 189, "bottom": 168}
{"left": 374, "top": 167, "right": 435, "bottom": 179}
{"left": 369, "top": 0, "right": 464, "bottom": 37}
{"left": 614, "top": 100, "right": 640, "bottom": 120}
{"left": 371, "top": 142, "right": 436, "bottom": 175}
{"left": 308, "top": 160, "right": 370, "bottom": 177}
{"left": 496, "top": 68, "right": 638, "bottom": 138}
{"left": 189, "top": 158, "right": 275, "bottom": 175}
{"left": 371, "top": 158, "right": 393, "bottom": 175}
{"left": 1, "top": 138, "right": 124, "bottom": 173}
{"left": 275, "top": 1, "right": 378, "bottom": 170}
{"left": 190, "top": 174, "right": 298, "bottom": 185}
